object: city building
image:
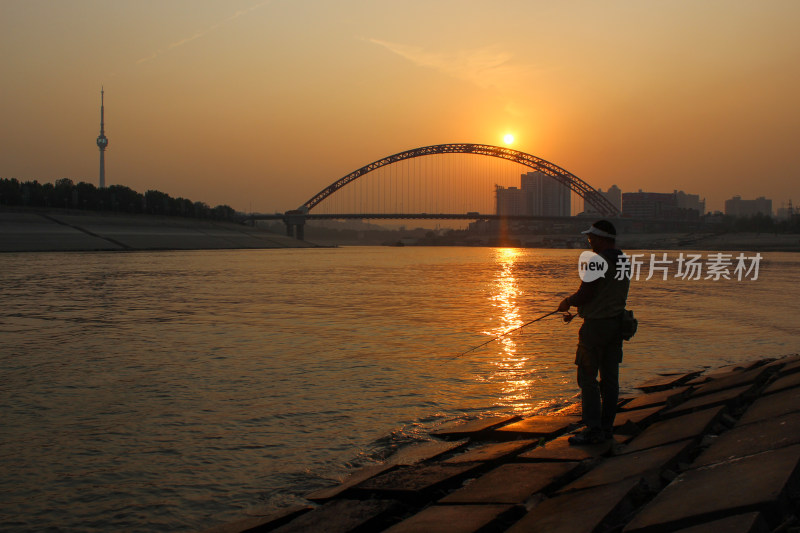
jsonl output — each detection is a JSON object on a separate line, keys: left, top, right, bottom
{"left": 584, "top": 184, "right": 622, "bottom": 215}
{"left": 622, "top": 191, "right": 677, "bottom": 218}
{"left": 674, "top": 190, "right": 705, "bottom": 214}
{"left": 495, "top": 171, "right": 571, "bottom": 217}
{"left": 622, "top": 189, "right": 704, "bottom": 220}
{"left": 725, "top": 196, "right": 773, "bottom": 217}
{"left": 603, "top": 185, "right": 622, "bottom": 212}
{"left": 521, "top": 171, "right": 571, "bottom": 216}
{"left": 495, "top": 185, "right": 525, "bottom": 215}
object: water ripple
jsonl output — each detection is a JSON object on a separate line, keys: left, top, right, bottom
{"left": 1, "top": 248, "right": 798, "bottom": 531}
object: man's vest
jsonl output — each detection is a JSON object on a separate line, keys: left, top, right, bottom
{"left": 578, "top": 248, "right": 630, "bottom": 320}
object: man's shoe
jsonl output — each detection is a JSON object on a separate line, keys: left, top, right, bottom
{"left": 568, "top": 429, "right": 606, "bottom": 445}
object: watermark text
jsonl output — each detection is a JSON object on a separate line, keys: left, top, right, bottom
{"left": 612, "top": 252, "right": 762, "bottom": 281}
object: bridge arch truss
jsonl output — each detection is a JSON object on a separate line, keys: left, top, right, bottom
{"left": 300, "top": 143, "right": 620, "bottom": 217}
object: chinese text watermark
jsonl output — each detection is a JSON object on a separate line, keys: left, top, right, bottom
{"left": 577, "top": 252, "right": 762, "bottom": 281}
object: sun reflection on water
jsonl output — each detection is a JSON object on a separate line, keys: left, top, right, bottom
{"left": 482, "top": 248, "right": 541, "bottom": 412}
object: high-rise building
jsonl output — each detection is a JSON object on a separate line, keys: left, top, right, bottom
{"left": 495, "top": 185, "right": 525, "bottom": 215}
{"left": 604, "top": 185, "right": 622, "bottom": 212}
{"left": 584, "top": 184, "right": 622, "bottom": 214}
{"left": 674, "top": 190, "right": 705, "bottom": 214}
{"left": 622, "top": 191, "right": 677, "bottom": 218}
{"left": 622, "top": 189, "right": 704, "bottom": 219}
{"left": 520, "top": 171, "right": 571, "bottom": 216}
{"left": 96, "top": 88, "right": 109, "bottom": 188}
{"left": 725, "top": 196, "right": 772, "bottom": 217}
{"left": 494, "top": 171, "right": 572, "bottom": 217}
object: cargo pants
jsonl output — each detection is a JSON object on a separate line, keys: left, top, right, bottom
{"left": 575, "top": 316, "right": 624, "bottom": 433}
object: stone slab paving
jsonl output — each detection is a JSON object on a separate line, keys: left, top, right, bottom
{"left": 622, "top": 406, "right": 725, "bottom": 454}
{"left": 668, "top": 512, "right": 768, "bottom": 533}
{"left": 763, "top": 370, "right": 800, "bottom": 395}
{"left": 560, "top": 439, "right": 693, "bottom": 492}
{"left": 617, "top": 396, "right": 635, "bottom": 408}
{"left": 745, "top": 358, "right": 776, "bottom": 370}
{"left": 692, "top": 411, "right": 800, "bottom": 468}
{"left": 659, "top": 384, "right": 753, "bottom": 417}
{"left": 684, "top": 367, "right": 743, "bottom": 386}
{"left": 614, "top": 405, "right": 664, "bottom": 431}
{"left": 518, "top": 434, "right": 613, "bottom": 462}
{"left": 763, "top": 353, "right": 800, "bottom": 371}
{"left": 383, "top": 504, "right": 515, "bottom": 533}
{"left": 430, "top": 415, "right": 521, "bottom": 439}
{"left": 305, "top": 463, "right": 396, "bottom": 502}
{"left": 738, "top": 385, "right": 800, "bottom": 424}
{"left": 208, "top": 358, "right": 800, "bottom": 532}
{"left": 624, "top": 444, "right": 800, "bottom": 533}
{"left": 779, "top": 355, "right": 800, "bottom": 374}
{"left": 443, "top": 439, "right": 538, "bottom": 464}
{"left": 507, "top": 477, "right": 643, "bottom": 533}
{"left": 202, "top": 504, "right": 312, "bottom": 533}
{"left": 684, "top": 365, "right": 743, "bottom": 386}
{"left": 439, "top": 462, "right": 578, "bottom": 504}
{"left": 635, "top": 372, "right": 700, "bottom": 392}
{"left": 492, "top": 416, "right": 581, "bottom": 439}
{"left": 690, "top": 365, "right": 773, "bottom": 397}
{"left": 620, "top": 386, "right": 690, "bottom": 411}
{"left": 388, "top": 440, "right": 468, "bottom": 466}
{"left": 271, "top": 498, "right": 407, "bottom": 533}
{"left": 355, "top": 463, "right": 483, "bottom": 499}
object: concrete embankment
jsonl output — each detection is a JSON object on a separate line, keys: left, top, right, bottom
{"left": 206, "top": 354, "right": 800, "bottom": 533}
{"left": 0, "top": 209, "right": 316, "bottom": 252}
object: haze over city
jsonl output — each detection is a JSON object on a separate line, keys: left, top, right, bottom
{"left": 2, "top": 0, "right": 799, "bottom": 214}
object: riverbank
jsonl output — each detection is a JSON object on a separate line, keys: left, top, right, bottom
{"left": 0, "top": 208, "right": 317, "bottom": 252}
{"left": 205, "top": 354, "right": 800, "bottom": 533}
{"left": 620, "top": 231, "right": 800, "bottom": 252}
{"left": 3, "top": 209, "right": 798, "bottom": 252}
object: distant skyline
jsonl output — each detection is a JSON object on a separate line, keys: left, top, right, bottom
{"left": 2, "top": 1, "right": 799, "bottom": 213}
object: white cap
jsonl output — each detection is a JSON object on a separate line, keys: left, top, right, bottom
{"left": 581, "top": 220, "right": 617, "bottom": 239}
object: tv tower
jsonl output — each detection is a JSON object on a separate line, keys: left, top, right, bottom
{"left": 96, "top": 87, "right": 109, "bottom": 188}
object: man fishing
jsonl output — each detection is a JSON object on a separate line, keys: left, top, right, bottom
{"left": 558, "top": 220, "right": 630, "bottom": 445}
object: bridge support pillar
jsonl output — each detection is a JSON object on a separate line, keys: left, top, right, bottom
{"left": 284, "top": 210, "right": 307, "bottom": 241}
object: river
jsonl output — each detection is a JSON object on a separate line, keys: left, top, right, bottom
{"left": 1, "top": 246, "right": 798, "bottom": 531}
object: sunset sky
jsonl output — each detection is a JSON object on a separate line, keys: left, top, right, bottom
{"left": 2, "top": 0, "right": 798, "bottom": 213}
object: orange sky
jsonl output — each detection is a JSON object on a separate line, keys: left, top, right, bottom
{"left": 1, "top": 1, "right": 799, "bottom": 213}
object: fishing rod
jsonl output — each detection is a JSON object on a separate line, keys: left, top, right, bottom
{"left": 457, "top": 310, "right": 562, "bottom": 357}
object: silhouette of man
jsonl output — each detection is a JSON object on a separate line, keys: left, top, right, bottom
{"left": 558, "top": 220, "right": 630, "bottom": 444}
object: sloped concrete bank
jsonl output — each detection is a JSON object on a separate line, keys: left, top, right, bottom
{"left": 0, "top": 210, "right": 317, "bottom": 252}
{"left": 206, "top": 354, "right": 800, "bottom": 533}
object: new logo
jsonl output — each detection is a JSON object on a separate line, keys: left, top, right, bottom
{"left": 578, "top": 251, "right": 608, "bottom": 282}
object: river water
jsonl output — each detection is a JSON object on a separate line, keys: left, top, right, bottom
{"left": 1, "top": 246, "right": 798, "bottom": 531}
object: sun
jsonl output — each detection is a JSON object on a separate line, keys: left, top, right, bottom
{"left": 503, "top": 133, "right": 515, "bottom": 145}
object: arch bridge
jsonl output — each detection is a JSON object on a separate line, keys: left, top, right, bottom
{"left": 250, "top": 143, "right": 620, "bottom": 239}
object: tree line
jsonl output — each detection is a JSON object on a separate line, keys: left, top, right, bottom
{"left": 0, "top": 178, "right": 237, "bottom": 221}
{"left": 714, "top": 212, "right": 800, "bottom": 233}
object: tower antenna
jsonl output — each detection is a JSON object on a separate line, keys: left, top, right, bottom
{"left": 96, "top": 86, "right": 109, "bottom": 188}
